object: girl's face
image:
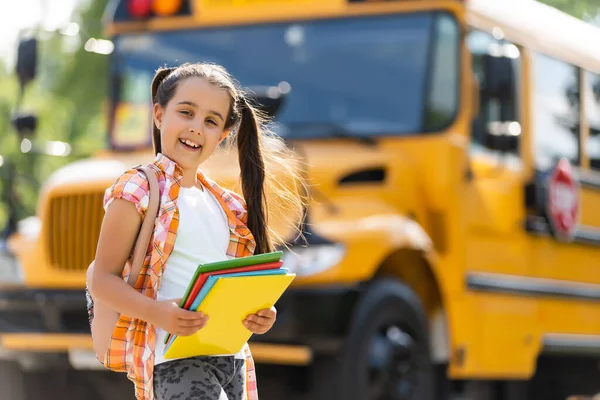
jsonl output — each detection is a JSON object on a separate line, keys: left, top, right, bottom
{"left": 153, "top": 77, "right": 231, "bottom": 173}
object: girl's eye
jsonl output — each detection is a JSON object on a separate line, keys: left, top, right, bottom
{"left": 207, "top": 119, "right": 217, "bottom": 126}
{"left": 179, "top": 110, "right": 192, "bottom": 117}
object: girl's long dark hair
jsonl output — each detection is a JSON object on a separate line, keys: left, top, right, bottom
{"left": 150, "top": 63, "right": 306, "bottom": 254}
{"left": 150, "top": 67, "right": 175, "bottom": 155}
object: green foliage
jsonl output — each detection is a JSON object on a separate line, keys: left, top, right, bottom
{"left": 49, "top": 0, "right": 110, "bottom": 146}
{"left": 539, "top": 0, "right": 600, "bottom": 21}
{"left": 0, "top": 0, "right": 109, "bottom": 229}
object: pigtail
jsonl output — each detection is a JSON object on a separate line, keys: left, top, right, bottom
{"left": 236, "top": 97, "right": 272, "bottom": 254}
{"left": 150, "top": 67, "right": 175, "bottom": 155}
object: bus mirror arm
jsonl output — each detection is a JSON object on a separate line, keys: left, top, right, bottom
{"left": 471, "top": 73, "right": 480, "bottom": 118}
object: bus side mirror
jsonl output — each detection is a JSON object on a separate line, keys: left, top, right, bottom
{"left": 248, "top": 83, "right": 290, "bottom": 119}
{"left": 481, "top": 49, "right": 519, "bottom": 153}
{"left": 485, "top": 121, "right": 521, "bottom": 153}
{"left": 16, "top": 37, "right": 38, "bottom": 89}
{"left": 481, "top": 52, "right": 516, "bottom": 100}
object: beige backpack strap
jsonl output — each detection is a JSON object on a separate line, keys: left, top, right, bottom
{"left": 126, "top": 165, "right": 160, "bottom": 287}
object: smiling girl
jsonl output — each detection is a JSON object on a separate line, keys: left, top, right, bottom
{"left": 87, "top": 63, "right": 305, "bottom": 400}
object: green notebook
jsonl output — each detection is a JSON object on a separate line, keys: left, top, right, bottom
{"left": 177, "top": 251, "right": 283, "bottom": 308}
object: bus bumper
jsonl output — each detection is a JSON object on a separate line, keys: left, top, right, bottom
{"left": 0, "top": 284, "right": 360, "bottom": 368}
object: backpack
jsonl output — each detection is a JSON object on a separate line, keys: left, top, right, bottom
{"left": 85, "top": 165, "right": 160, "bottom": 364}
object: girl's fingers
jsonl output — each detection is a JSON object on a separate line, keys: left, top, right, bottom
{"left": 246, "top": 315, "right": 272, "bottom": 327}
{"left": 243, "top": 320, "right": 266, "bottom": 333}
{"left": 178, "top": 317, "right": 208, "bottom": 327}
{"left": 256, "top": 308, "right": 276, "bottom": 318}
{"left": 176, "top": 309, "right": 206, "bottom": 320}
{"left": 177, "top": 321, "right": 207, "bottom": 336}
{"left": 245, "top": 313, "right": 275, "bottom": 326}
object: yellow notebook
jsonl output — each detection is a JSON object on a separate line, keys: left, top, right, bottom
{"left": 163, "top": 273, "right": 295, "bottom": 359}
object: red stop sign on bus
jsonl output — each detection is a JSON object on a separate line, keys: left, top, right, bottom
{"left": 547, "top": 158, "right": 580, "bottom": 242}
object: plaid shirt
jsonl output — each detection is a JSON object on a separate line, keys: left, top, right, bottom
{"left": 102, "top": 153, "right": 258, "bottom": 400}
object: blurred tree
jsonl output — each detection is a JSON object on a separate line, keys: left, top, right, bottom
{"left": 539, "top": 0, "right": 600, "bottom": 21}
{"left": 0, "top": 59, "right": 27, "bottom": 232}
{"left": 33, "top": 0, "right": 110, "bottom": 164}
{"left": 47, "top": 0, "right": 110, "bottom": 149}
{"left": 0, "top": 0, "right": 110, "bottom": 229}
{"left": 0, "top": 61, "right": 10, "bottom": 228}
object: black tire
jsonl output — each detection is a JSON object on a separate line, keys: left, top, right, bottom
{"left": 0, "top": 359, "right": 131, "bottom": 400}
{"left": 313, "top": 278, "right": 435, "bottom": 400}
{"left": 0, "top": 360, "right": 25, "bottom": 400}
{"left": 65, "top": 369, "right": 133, "bottom": 400}
{"left": 21, "top": 369, "right": 69, "bottom": 400}
{"left": 532, "top": 356, "right": 600, "bottom": 400}
{"left": 0, "top": 359, "right": 71, "bottom": 400}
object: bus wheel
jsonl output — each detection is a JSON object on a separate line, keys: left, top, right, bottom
{"left": 337, "top": 278, "right": 435, "bottom": 400}
{"left": 0, "top": 360, "right": 25, "bottom": 400}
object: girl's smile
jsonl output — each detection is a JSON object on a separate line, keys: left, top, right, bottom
{"left": 178, "top": 137, "right": 202, "bottom": 151}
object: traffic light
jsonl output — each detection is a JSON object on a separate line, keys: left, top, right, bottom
{"left": 16, "top": 38, "right": 37, "bottom": 90}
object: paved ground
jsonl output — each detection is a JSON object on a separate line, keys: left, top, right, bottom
{"left": 2, "top": 360, "right": 599, "bottom": 400}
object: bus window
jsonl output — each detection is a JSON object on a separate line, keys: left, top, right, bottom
{"left": 423, "top": 13, "right": 459, "bottom": 132}
{"left": 108, "top": 11, "right": 460, "bottom": 147}
{"left": 467, "top": 30, "right": 521, "bottom": 158}
{"left": 533, "top": 53, "right": 580, "bottom": 170}
{"left": 110, "top": 63, "right": 154, "bottom": 149}
{"left": 586, "top": 71, "right": 600, "bottom": 170}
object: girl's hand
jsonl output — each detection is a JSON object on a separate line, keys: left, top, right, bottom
{"left": 243, "top": 306, "right": 277, "bottom": 334}
{"left": 150, "top": 298, "right": 208, "bottom": 336}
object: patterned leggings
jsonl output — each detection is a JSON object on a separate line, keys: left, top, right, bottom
{"left": 153, "top": 356, "right": 246, "bottom": 400}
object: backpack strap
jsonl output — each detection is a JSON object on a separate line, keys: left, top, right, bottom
{"left": 126, "top": 165, "right": 160, "bottom": 287}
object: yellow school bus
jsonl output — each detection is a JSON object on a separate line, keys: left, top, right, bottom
{"left": 2, "top": 0, "right": 600, "bottom": 399}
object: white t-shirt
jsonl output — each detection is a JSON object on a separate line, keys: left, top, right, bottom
{"left": 154, "top": 185, "right": 245, "bottom": 365}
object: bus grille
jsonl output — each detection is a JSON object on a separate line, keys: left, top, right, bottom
{"left": 46, "top": 192, "right": 105, "bottom": 271}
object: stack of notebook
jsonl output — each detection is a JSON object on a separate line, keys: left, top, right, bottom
{"left": 162, "top": 251, "right": 295, "bottom": 359}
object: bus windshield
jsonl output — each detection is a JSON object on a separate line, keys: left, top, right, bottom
{"left": 109, "top": 11, "right": 459, "bottom": 148}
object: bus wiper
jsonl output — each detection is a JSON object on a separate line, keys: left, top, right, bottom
{"left": 284, "top": 122, "right": 377, "bottom": 146}
{"left": 330, "top": 128, "right": 377, "bottom": 146}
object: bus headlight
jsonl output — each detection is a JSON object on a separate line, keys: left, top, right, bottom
{"left": 281, "top": 243, "right": 345, "bottom": 277}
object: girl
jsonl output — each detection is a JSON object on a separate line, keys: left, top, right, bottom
{"left": 87, "top": 63, "right": 305, "bottom": 400}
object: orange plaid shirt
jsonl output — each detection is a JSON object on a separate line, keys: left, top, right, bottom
{"left": 102, "top": 153, "right": 258, "bottom": 400}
